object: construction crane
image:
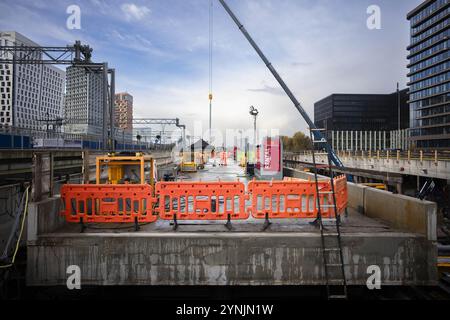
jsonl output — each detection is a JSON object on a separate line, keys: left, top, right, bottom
{"left": 217, "top": 0, "right": 345, "bottom": 170}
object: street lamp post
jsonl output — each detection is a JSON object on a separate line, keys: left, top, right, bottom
{"left": 238, "top": 129, "right": 243, "bottom": 150}
{"left": 249, "top": 106, "right": 259, "bottom": 164}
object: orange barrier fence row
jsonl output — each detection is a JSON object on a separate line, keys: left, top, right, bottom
{"left": 60, "top": 184, "right": 157, "bottom": 223}
{"left": 155, "top": 181, "right": 248, "bottom": 220}
{"left": 60, "top": 176, "right": 347, "bottom": 223}
{"left": 248, "top": 180, "right": 334, "bottom": 219}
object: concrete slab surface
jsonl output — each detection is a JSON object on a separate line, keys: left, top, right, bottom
{"left": 26, "top": 160, "right": 438, "bottom": 286}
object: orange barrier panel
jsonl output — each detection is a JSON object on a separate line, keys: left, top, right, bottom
{"left": 333, "top": 175, "right": 348, "bottom": 213}
{"left": 248, "top": 176, "right": 347, "bottom": 219}
{"left": 219, "top": 151, "right": 228, "bottom": 166}
{"left": 155, "top": 181, "right": 248, "bottom": 220}
{"left": 60, "top": 184, "right": 156, "bottom": 223}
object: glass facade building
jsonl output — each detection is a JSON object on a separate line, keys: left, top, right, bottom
{"left": 407, "top": 0, "right": 450, "bottom": 149}
{"left": 314, "top": 90, "right": 409, "bottom": 141}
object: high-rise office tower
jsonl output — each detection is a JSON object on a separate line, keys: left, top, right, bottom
{"left": 0, "top": 31, "right": 65, "bottom": 131}
{"left": 64, "top": 66, "right": 104, "bottom": 136}
{"left": 407, "top": 0, "right": 450, "bottom": 149}
{"left": 114, "top": 92, "right": 133, "bottom": 133}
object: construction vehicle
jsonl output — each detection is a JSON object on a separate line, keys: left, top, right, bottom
{"left": 361, "top": 183, "right": 387, "bottom": 190}
{"left": 96, "top": 152, "right": 156, "bottom": 186}
{"left": 60, "top": 152, "right": 159, "bottom": 232}
{"left": 180, "top": 161, "right": 198, "bottom": 172}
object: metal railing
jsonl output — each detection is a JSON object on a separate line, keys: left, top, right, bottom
{"left": 0, "top": 125, "right": 175, "bottom": 151}
{"left": 286, "top": 150, "right": 450, "bottom": 163}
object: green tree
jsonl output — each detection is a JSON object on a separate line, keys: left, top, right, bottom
{"left": 282, "top": 132, "right": 312, "bottom": 152}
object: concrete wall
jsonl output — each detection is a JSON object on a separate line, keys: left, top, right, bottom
{"left": 0, "top": 184, "right": 22, "bottom": 252}
{"left": 284, "top": 167, "right": 437, "bottom": 241}
{"left": 27, "top": 197, "right": 65, "bottom": 242}
{"left": 353, "top": 185, "right": 437, "bottom": 241}
{"left": 27, "top": 232, "right": 436, "bottom": 286}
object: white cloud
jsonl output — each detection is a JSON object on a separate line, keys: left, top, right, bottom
{"left": 0, "top": 0, "right": 414, "bottom": 141}
{"left": 107, "top": 29, "right": 170, "bottom": 57}
{"left": 120, "top": 3, "right": 151, "bottom": 21}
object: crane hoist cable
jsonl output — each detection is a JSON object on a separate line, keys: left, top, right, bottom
{"left": 208, "top": 0, "right": 213, "bottom": 139}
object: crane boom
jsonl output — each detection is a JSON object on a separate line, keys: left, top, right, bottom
{"left": 217, "top": 0, "right": 344, "bottom": 168}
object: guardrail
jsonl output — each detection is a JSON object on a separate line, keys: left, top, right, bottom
{"left": 0, "top": 125, "right": 175, "bottom": 151}
{"left": 286, "top": 150, "right": 450, "bottom": 163}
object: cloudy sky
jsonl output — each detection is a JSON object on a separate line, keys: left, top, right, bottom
{"left": 0, "top": 0, "right": 422, "bottom": 141}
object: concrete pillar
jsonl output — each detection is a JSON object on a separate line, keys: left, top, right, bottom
{"left": 396, "top": 181, "right": 403, "bottom": 194}
{"left": 400, "top": 130, "right": 403, "bottom": 150}
{"left": 402, "top": 129, "right": 407, "bottom": 150}
{"left": 397, "top": 130, "right": 400, "bottom": 149}
{"left": 360, "top": 131, "right": 363, "bottom": 151}
{"left": 345, "top": 130, "right": 348, "bottom": 150}
{"left": 341, "top": 130, "right": 344, "bottom": 151}
{"left": 394, "top": 130, "right": 397, "bottom": 149}
{"left": 377, "top": 131, "right": 380, "bottom": 150}
{"left": 332, "top": 130, "right": 335, "bottom": 150}
{"left": 336, "top": 131, "right": 342, "bottom": 150}
{"left": 373, "top": 131, "right": 375, "bottom": 150}
{"left": 350, "top": 131, "right": 353, "bottom": 151}
{"left": 383, "top": 131, "right": 386, "bottom": 150}
{"left": 392, "top": 131, "right": 396, "bottom": 149}
{"left": 369, "top": 131, "right": 372, "bottom": 151}
{"left": 32, "top": 152, "right": 52, "bottom": 202}
{"left": 373, "top": 131, "right": 378, "bottom": 150}
{"left": 337, "top": 131, "right": 340, "bottom": 151}
{"left": 82, "top": 150, "right": 90, "bottom": 184}
{"left": 32, "top": 153, "right": 43, "bottom": 202}
{"left": 379, "top": 131, "right": 382, "bottom": 151}
{"left": 373, "top": 131, "right": 376, "bottom": 150}
{"left": 365, "top": 131, "right": 367, "bottom": 151}
{"left": 49, "top": 153, "right": 54, "bottom": 197}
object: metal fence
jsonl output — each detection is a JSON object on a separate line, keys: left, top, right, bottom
{"left": 0, "top": 125, "right": 175, "bottom": 151}
{"left": 286, "top": 150, "right": 450, "bottom": 162}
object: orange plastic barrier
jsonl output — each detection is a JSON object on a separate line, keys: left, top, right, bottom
{"left": 248, "top": 176, "right": 347, "bottom": 219}
{"left": 59, "top": 177, "right": 348, "bottom": 225}
{"left": 333, "top": 175, "right": 348, "bottom": 213}
{"left": 219, "top": 151, "right": 228, "bottom": 166}
{"left": 60, "top": 184, "right": 156, "bottom": 223}
{"left": 155, "top": 181, "right": 248, "bottom": 220}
